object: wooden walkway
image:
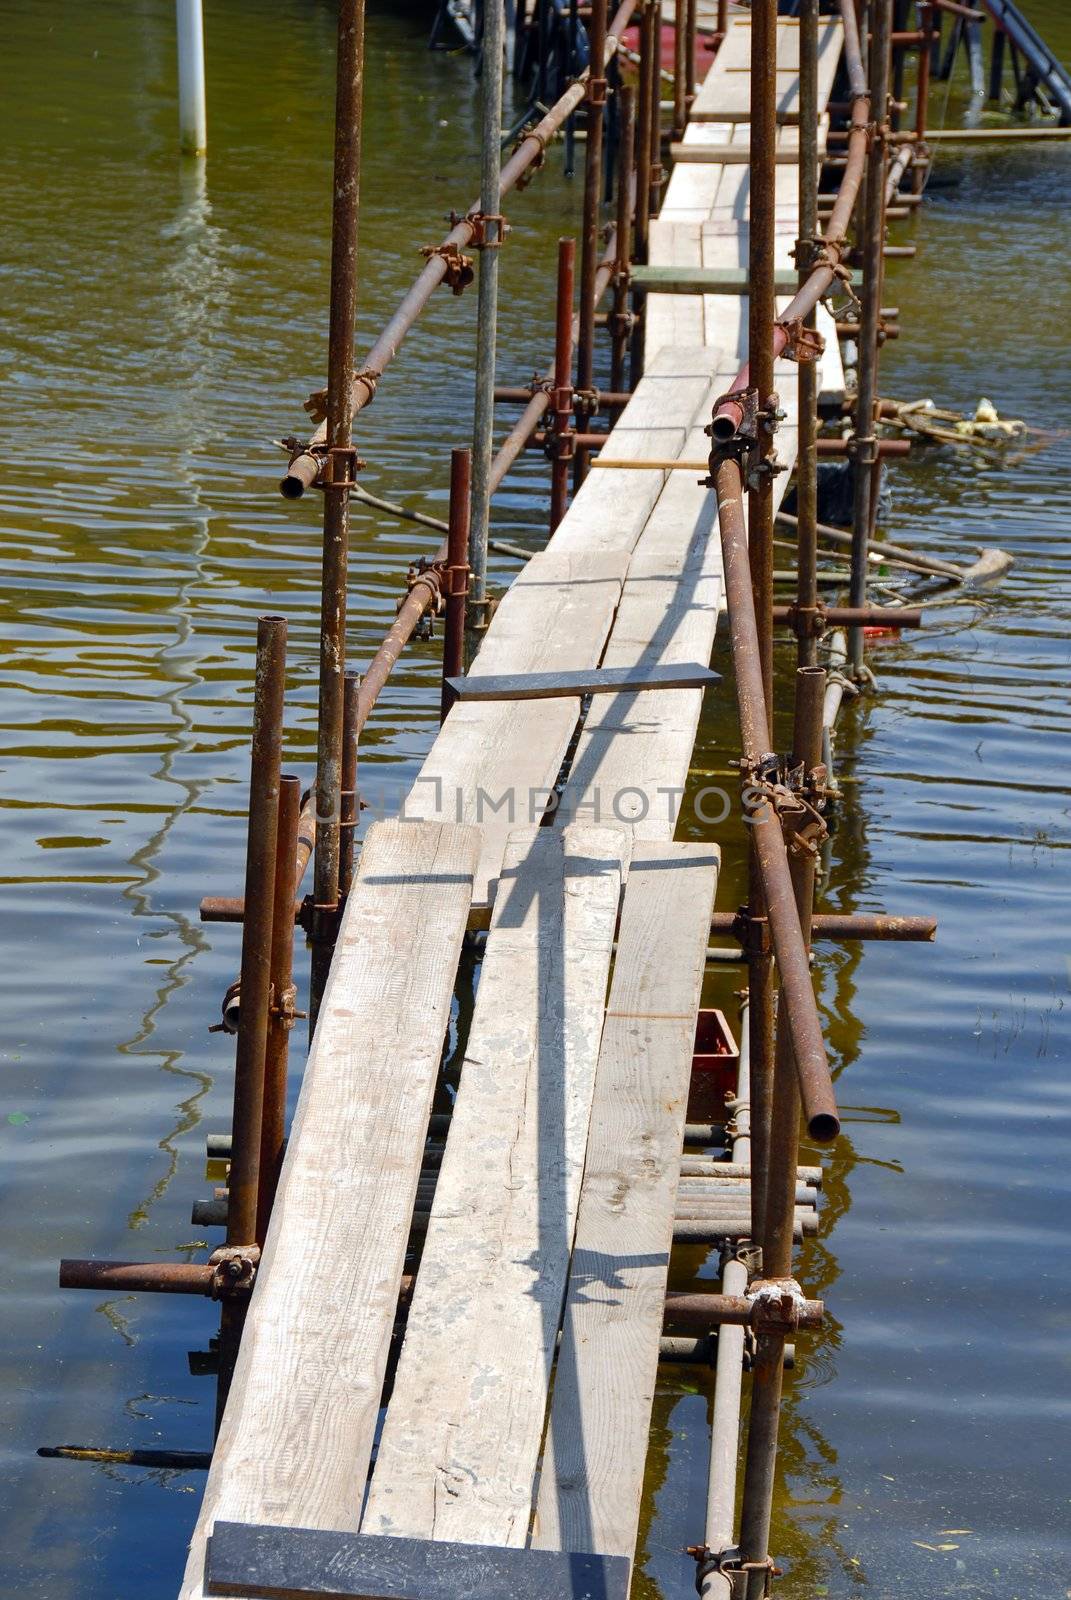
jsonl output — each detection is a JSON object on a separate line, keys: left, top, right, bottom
{"left": 179, "top": 17, "right": 843, "bottom": 1598}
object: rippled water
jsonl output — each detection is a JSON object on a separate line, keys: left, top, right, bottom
{"left": 1, "top": 2, "right": 1068, "bottom": 1596}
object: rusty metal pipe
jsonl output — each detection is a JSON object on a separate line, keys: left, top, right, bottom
{"left": 468, "top": 0, "right": 505, "bottom": 634}
{"left": 550, "top": 237, "right": 577, "bottom": 531}
{"left": 739, "top": 669, "right": 826, "bottom": 1598}
{"left": 228, "top": 616, "right": 287, "bottom": 1250}
{"left": 60, "top": 1261, "right": 222, "bottom": 1297}
{"left": 709, "top": 0, "right": 871, "bottom": 444}
{"left": 664, "top": 1293, "right": 824, "bottom": 1332}
{"left": 255, "top": 772, "right": 301, "bottom": 1247}
{"left": 634, "top": 2, "right": 655, "bottom": 265}
{"left": 310, "top": 0, "right": 365, "bottom": 1031}
{"left": 441, "top": 448, "right": 471, "bottom": 721}
{"left": 574, "top": 0, "right": 608, "bottom": 487}
{"left": 610, "top": 85, "right": 636, "bottom": 397}
{"left": 280, "top": 0, "right": 637, "bottom": 498}
{"left": 713, "top": 459, "right": 839, "bottom": 1146}
{"left": 709, "top": 911, "right": 936, "bottom": 942}
{"left": 673, "top": 0, "right": 688, "bottom": 137}
{"left": 849, "top": 0, "right": 893, "bottom": 676}
{"left": 772, "top": 603, "right": 922, "bottom": 628}
{"left": 796, "top": 0, "right": 821, "bottom": 671}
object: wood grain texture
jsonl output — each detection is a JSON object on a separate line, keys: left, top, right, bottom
{"left": 206, "top": 1521, "right": 630, "bottom": 1600}
{"left": 178, "top": 821, "right": 480, "bottom": 1600}
{"left": 531, "top": 843, "right": 720, "bottom": 1564}
{"left": 362, "top": 825, "right": 630, "bottom": 1548}
{"left": 446, "top": 663, "right": 719, "bottom": 703}
{"left": 404, "top": 551, "right": 628, "bottom": 905}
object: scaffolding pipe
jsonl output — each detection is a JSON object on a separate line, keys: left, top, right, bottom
{"left": 281, "top": 0, "right": 638, "bottom": 498}
{"left": 849, "top": 0, "right": 893, "bottom": 677}
{"left": 468, "top": 0, "right": 505, "bottom": 637}
{"left": 796, "top": 0, "right": 820, "bottom": 671}
{"left": 699, "top": 1001, "right": 751, "bottom": 1599}
{"left": 711, "top": 460, "right": 839, "bottom": 1146}
{"left": 228, "top": 617, "right": 287, "bottom": 1251}
{"left": 255, "top": 772, "right": 301, "bottom": 1247}
{"left": 310, "top": 0, "right": 366, "bottom": 1029}
{"left": 738, "top": 668, "right": 826, "bottom": 1596}
{"left": 744, "top": 0, "right": 779, "bottom": 1251}
{"left": 709, "top": 0, "right": 872, "bottom": 445}
{"left": 574, "top": 0, "right": 608, "bottom": 486}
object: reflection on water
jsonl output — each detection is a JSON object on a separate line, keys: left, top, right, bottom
{"left": 0, "top": 1, "right": 1069, "bottom": 1596}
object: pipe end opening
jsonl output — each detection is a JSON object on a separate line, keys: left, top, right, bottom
{"left": 808, "top": 1111, "right": 840, "bottom": 1144}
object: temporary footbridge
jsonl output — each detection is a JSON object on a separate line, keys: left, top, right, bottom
{"left": 55, "top": 1, "right": 1031, "bottom": 1596}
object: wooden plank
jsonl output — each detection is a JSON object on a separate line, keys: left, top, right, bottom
{"left": 205, "top": 1523, "right": 630, "bottom": 1600}
{"left": 404, "top": 550, "right": 628, "bottom": 905}
{"left": 632, "top": 265, "right": 806, "bottom": 292}
{"left": 362, "top": 824, "right": 630, "bottom": 1548}
{"left": 531, "top": 843, "right": 720, "bottom": 1565}
{"left": 445, "top": 662, "right": 719, "bottom": 703}
{"left": 668, "top": 142, "right": 810, "bottom": 161}
{"left": 554, "top": 470, "right": 724, "bottom": 839}
{"left": 179, "top": 820, "right": 481, "bottom": 1600}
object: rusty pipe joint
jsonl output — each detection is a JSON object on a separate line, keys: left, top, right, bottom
{"left": 208, "top": 1244, "right": 260, "bottom": 1300}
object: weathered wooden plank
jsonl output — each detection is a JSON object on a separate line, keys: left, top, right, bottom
{"left": 179, "top": 820, "right": 481, "bottom": 1600}
{"left": 631, "top": 265, "right": 805, "bottom": 292}
{"left": 531, "top": 843, "right": 720, "bottom": 1564}
{"left": 362, "top": 824, "right": 630, "bottom": 1548}
{"left": 555, "top": 473, "right": 724, "bottom": 839}
{"left": 404, "top": 550, "right": 629, "bottom": 905}
{"left": 205, "top": 1523, "right": 630, "bottom": 1600}
{"left": 668, "top": 142, "right": 811, "bottom": 162}
{"left": 445, "top": 663, "right": 719, "bottom": 703}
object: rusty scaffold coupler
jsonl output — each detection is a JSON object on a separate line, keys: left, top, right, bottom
{"left": 451, "top": 209, "right": 510, "bottom": 250}
{"left": 419, "top": 240, "right": 474, "bottom": 296}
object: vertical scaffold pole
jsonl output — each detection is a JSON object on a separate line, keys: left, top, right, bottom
{"left": 634, "top": 2, "right": 655, "bottom": 266}
{"left": 610, "top": 84, "right": 635, "bottom": 398}
{"left": 738, "top": 667, "right": 827, "bottom": 1598}
{"left": 685, "top": 0, "right": 698, "bottom": 112}
{"left": 848, "top": 0, "right": 892, "bottom": 678}
{"left": 745, "top": 0, "right": 778, "bottom": 1252}
{"left": 468, "top": 0, "right": 504, "bottom": 658}
{"left": 441, "top": 448, "right": 472, "bottom": 724}
{"left": 573, "top": 0, "right": 608, "bottom": 488}
{"left": 310, "top": 0, "right": 365, "bottom": 1033}
{"left": 630, "top": 1, "right": 657, "bottom": 388}
{"left": 795, "top": 0, "right": 820, "bottom": 672}
{"left": 339, "top": 671, "right": 360, "bottom": 902}
{"left": 550, "top": 238, "right": 576, "bottom": 531}
{"left": 914, "top": 1, "right": 934, "bottom": 193}
{"left": 255, "top": 771, "right": 301, "bottom": 1247}
{"left": 647, "top": 4, "right": 663, "bottom": 219}
{"left": 228, "top": 616, "right": 287, "bottom": 1252}
{"left": 672, "top": 0, "right": 688, "bottom": 140}
{"left": 176, "top": 0, "right": 207, "bottom": 155}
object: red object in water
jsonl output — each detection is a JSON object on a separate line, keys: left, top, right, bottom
{"left": 863, "top": 625, "right": 903, "bottom": 643}
{"left": 622, "top": 19, "right": 710, "bottom": 86}
{"left": 687, "top": 1008, "right": 740, "bottom": 1122}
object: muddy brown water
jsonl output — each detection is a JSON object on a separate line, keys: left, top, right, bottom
{"left": 0, "top": 2, "right": 1068, "bottom": 1595}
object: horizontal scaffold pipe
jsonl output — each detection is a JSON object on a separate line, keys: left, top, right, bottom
{"left": 281, "top": 0, "right": 639, "bottom": 498}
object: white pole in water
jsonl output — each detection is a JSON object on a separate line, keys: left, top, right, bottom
{"left": 176, "top": 0, "right": 207, "bottom": 155}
